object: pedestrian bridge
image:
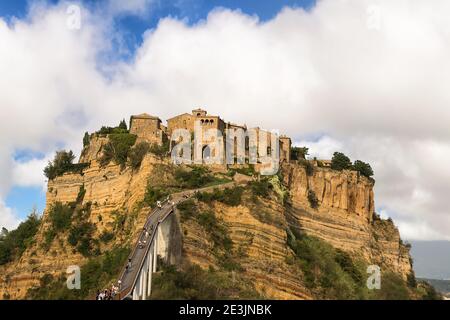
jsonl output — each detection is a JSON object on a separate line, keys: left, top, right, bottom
{"left": 117, "top": 182, "right": 235, "bottom": 300}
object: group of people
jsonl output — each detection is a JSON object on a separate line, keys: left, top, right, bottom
{"left": 96, "top": 283, "right": 119, "bottom": 300}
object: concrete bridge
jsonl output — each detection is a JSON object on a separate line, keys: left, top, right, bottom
{"left": 117, "top": 182, "right": 235, "bottom": 300}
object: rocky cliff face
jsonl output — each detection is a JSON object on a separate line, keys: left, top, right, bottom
{"left": 281, "top": 163, "right": 412, "bottom": 277}
{"left": 0, "top": 146, "right": 413, "bottom": 299}
{"left": 0, "top": 153, "right": 173, "bottom": 299}
{"left": 180, "top": 197, "right": 312, "bottom": 299}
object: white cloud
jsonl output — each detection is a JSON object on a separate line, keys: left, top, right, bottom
{"left": 294, "top": 136, "right": 343, "bottom": 160}
{"left": 0, "top": 0, "right": 450, "bottom": 240}
{"left": 12, "top": 157, "right": 49, "bottom": 191}
{"left": 0, "top": 201, "right": 20, "bottom": 231}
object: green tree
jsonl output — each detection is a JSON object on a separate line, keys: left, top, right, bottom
{"left": 100, "top": 133, "right": 137, "bottom": 168}
{"left": 128, "top": 142, "right": 150, "bottom": 170}
{"left": 0, "top": 211, "right": 41, "bottom": 265}
{"left": 291, "top": 147, "right": 309, "bottom": 160}
{"left": 352, "top": 160, "right": 374, "bottom": 178}
{"left": 331, "top": 152, "right": 352, "bottom": 171}
{"left": 83, "top": 132, "right": 90, "bottom": 147}
{"left": 44, "top": 150, "right": 77, "bottom": 180}
{"left": 118, "top": 119, "right": 127, "bottom": 131}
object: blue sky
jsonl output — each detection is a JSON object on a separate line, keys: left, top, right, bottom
{"left": 1, "top": 0, "right": 315, "bottom": 222}
{"left": 2, "top": 0, "right": 450, "bottom": 242}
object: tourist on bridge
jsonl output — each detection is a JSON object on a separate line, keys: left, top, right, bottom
{"left": 126, "top": 258, "right": 132, "bottom": 273}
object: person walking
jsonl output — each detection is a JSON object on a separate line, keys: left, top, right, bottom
{"left": 126, "top": 258, "right": 132, "bottom": 273}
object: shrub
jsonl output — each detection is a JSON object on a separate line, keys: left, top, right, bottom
{"left": 249, "top": 179, "right": 271, "bottom": 198}
{"left": 229, "top": 164, "right": 256, "bottom": 177}
{"left": 151, "top": 263, "right": 260, "bottom": 300}
{"left": 352, "top": 160, "right": 374, "bottom": 178}
{"left": 67, "top": 222, "right": 96, "bottom": 257}
{"left": 175, "top": 166, "right": 214, "bottom": 189}
{"left": 118, "top": 119, "right": 127, "bottom": 131}
{"left": 177, "top": 199, "right": 198, "bottom": 222}
{"left": 149, "top": 140, "right": 169, "bottom": 157}
{"left": 291, "top": 147, "right": 309, "bottom": 160}
{"left": 299, "top": 159, "right": 314, "bottom": 176}
{"left": 76, "top": 185, "right": 86, "bottom": 204}
{"left": 371, "top": 272, "right": 410, "bottom": 300}
{"left": 0, "top": 213, "right": 41, "bottom": 265}
{"left": 307, "top": 190, "right": 319, "bottom": 209}
{"left": 26, "top": 246, "right": 130, "bottom": 300}
{"left": 83, "top": 132, "right": 90, "bottom": 147}
{"left": 44, "top": 150, "right": 86, "bottom": 180}
{"left": 99, "top": 231, "right": 114, "bottom": 243}
{"left": 128, "top": 142, "right": 150, "bottom": 170}
{"left": 196, "top": 187, "right": 243, "bottom": 207}
{"left": 100, "top": 133, "right": 137, "bottom": 168}
{"left": 48, "top": 202, "right": 73, "bottom": 232}
{"left": 143, "top": 185, "right": 169, "bottom": 208}
{"left": 286, "top": 229, "right": 366, "bottom": 299}
{"left": 331, "top": 152, "right": 352, "bottom": 171}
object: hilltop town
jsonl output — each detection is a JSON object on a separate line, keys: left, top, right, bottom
{"left": 0, "top": 108, "right": 441, "bottom": 300}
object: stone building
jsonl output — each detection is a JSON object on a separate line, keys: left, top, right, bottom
{"left": 129, "top": 113, "right": 167, "bottom": 146}
{"left": 129, "top": 108, "right": 292, "bottom": 166}
{"left": 279, "top": 136, "right": 292, "bottom": 163}
{"left": 166, "top": 108, "right": 225, "bottom": 135}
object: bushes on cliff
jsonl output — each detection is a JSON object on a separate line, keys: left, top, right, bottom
{"left": 44, "top": 150, "right": 88, "bottom": 180}
{"left": 196, "top": 186, "right": 243, "bottom": 207}
{"left": 298, "top": 159, "right": 314, "bottom": 176}
{"left": 249, "top": 179, "right": 271, "bottom": 198}
{"left": 149, "top": 140, "right": 170, "bottom": 157}
{"left": 291, "top": 147, "right": 309, "bottom": 160}
{"left": 175, "top": 166, "right": 214, "bottom": 188}
{"left": 150, "top": 263, "right": 261, "bottom": 300}
{"left": 330, "top": 152, "right": 375, "bottom": 179}
{"left": 67, "top": 222, "right": 97, "bottom": 257}
{"left": 83, "top": 132, "right": 90, "bottom": 147}
{"left": 96, "top": 119, "right": 128, "bottom": 136}
{"left": 352, "top": 160, "right": 374, "bottom": 178}
{"left": 48, "top": 202, "right": 74, "bottom": 232}
{"left": 307, "top": 190, "right": 319, "bottom": 209}
{"left": 286, "top": 228, "right": 367, "bottom": 299}
{"left": 26, "top": 246, "right": 130, "bottom": 300}
{"left": 177, "top": 199, "right": 198, "bottom": 222}
{"left": 128, "top": 142, "right": 150, "bottom": 170}
{"left": 100, "top": 133, "right": 137, "bottom": 168}
{"left": 143, "top": 185, "right": 169, "bottom": 208}
{"left": 331, "top": 152, "right": 352, "bottom": 171}
{"left": 0, "top": 212, "right": 41, "bottom": 265}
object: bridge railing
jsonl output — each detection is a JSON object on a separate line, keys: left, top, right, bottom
{"left": 117, "top": 197, "right": 172, "bottom": 298}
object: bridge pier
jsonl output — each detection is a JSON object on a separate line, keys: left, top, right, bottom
{"left": 121, "top": 207, "right": 183, "bottom": 300}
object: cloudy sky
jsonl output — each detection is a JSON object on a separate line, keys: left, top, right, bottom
{"left": 0, "top": 0, "right": 449, "bottom": 241}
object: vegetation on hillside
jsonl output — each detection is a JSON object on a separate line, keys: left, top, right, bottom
{"left": 0, "top": 211, "right": 41, "bottom": 265}
{"left": 44, "top": 150, "right": 89, "bottom": 180}
{"left": 331, "top": 152, "right": 374, "bottom": 178}
{"left": 196, "top": 186, "right": 244, "bottom": 207}
{"left": 100, "top": 133, "right": 137, "bottom": 169}
{"left": 175, "top": 166, "right": 230, "bottom": 189}
{"left": 128, "top": 142, "right": 150, "bottom": 170}
{"left": 286, "top": 227, "right": 440, "bottom": 300}
{"left": 291, "top": 146, "right": 309, "bottom": 160}
{"left": 150, "top": 263, "right": 261, "bottom": 300}
{"left": 26, "top": 246, "right": 130, "bottom": 300}
{"left": 95, "top": 119, "right": 128, "bottom": 136}
{"left": 177, "top": 199, "right": 240, "bottom": 271}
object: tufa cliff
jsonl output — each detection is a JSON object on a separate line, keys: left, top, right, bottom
{"left": 0, "top": 122, "right": 433, "bottom": 300}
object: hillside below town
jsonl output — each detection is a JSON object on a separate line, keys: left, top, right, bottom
{"left": 0, "top": 113, "right": 441, "bottom": 300}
